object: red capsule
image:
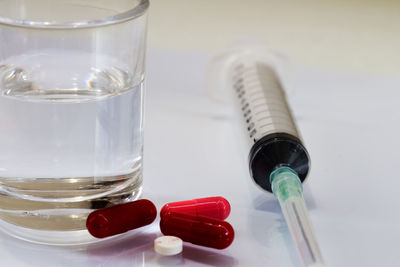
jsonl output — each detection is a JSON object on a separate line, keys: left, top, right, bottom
{"left": 86, "top": 199, "right": 157, "bottom": 238}
{"left": 160, "top": 212, "right": 234, "bottom": 249}
{"left": 160, "top": 197, "right": 231, "bottom": 220}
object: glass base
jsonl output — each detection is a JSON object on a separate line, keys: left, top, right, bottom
{"left": 0, "top": 171, "right": 143, "bottom": 245}
{"left": 0, "top": 219, "right": 98, "bottom": 245}
{"left": 0, "top": 185, "right": 142, "bottom": 245}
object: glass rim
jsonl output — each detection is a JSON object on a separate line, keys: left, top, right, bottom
{"left": 0, "top": 0, "right": 149, "bottom": 29}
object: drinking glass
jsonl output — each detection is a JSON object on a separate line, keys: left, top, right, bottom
{"left": 0, "top": 0, "right": 149, "bottom": 244}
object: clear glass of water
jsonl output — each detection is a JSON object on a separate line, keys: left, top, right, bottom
{"left": 0, "top": 0, "right": 149, "bottom": 245}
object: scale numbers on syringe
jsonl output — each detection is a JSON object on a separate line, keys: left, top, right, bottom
{"left": 233, "top": 62, "right": 298, "bottom": 143}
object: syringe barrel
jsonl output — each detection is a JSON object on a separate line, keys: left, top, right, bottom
{"left": 232, "top": 60, "right": 310, "bottom": 192}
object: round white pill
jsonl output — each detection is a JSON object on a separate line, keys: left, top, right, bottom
{"left": 154, "top": 236, "right": 183, "bottom": 256}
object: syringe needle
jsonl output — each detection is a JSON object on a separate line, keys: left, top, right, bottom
{"left": 271, "top": 167, "right": 325, "bottom": 267}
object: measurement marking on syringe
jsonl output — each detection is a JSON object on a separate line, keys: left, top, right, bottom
{"left": 248, "top": 90, "right": 281, "bottom": 98}
{"left": 255, "top": 108, "right": 287, "bottom": 115}
{"left": 245, "top": 84, "right": 281, "bottom": 93}
{"left": 259, "top": 124, "right": 296, "bottom": 132}
{"left": 253, "top": 103, "right": 268, "bottom": 109}
{"left": 232, "top": 69, "right": 256, "bottom": 79}
{"left": 242, "top": 74, "right": 263, "bottom": 81}
{"left": 242, "top": 78, "right": 266, "bottom": 86}
{"left": 244, "top": 80, "right": 280, "bottom": 90}
{"left": 234, "top": 70, "right": 257, "bottom": 78}
{"left": 240, "top": 73, "right": 281, "bottom": 83}
{"left": 252, "top": 102, "right": 287, "bottom": 110}
{"left": 250, "top": 98, "right": 266, "bottom": 104}
{"left": 258, "top": 119, "right": 295, "bottom": 127}
{"left": 257, "top": 119, "right": 295, "bottom": 127}
{"left": 253, "top": 102, "right": 287, "bottom": 110}
{"left": 253, "top": 100, "right": 287, "bottom": 107}
{"left": 250, "top": 95, "right": 285, "bottom": 104}
{"left": 254, "top": 111, "right": 289, "bottom": 118}
{"left": 250, "top": 74, "right": 278, "bottom": 82}
{"left": 256, "top": 114, "right": 292, "bottom": 122}
{"left": 247, "top": 76, "right": 279, "bottom": 87}
{"left": 242, "top": 86, "right": 262, "bottom": 93}
{"left": 254, "top": 110, "right": 291, "bottom": 116}
{"left": 245, "top": 89, "right": 283, "bottom": 97}
{"left": 248, "top": 91, "right": 265, "bottom": 97}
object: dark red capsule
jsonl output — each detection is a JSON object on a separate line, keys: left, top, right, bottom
{"left": 160, "top": 197, "right": 231, "bottom": 220}
{"left": 86, "top": 199, "right": 157, "bottom": 238}
{"left": 160, "top": 212, "right": 234, "bottom": 249}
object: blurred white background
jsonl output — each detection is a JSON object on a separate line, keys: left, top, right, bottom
{"left": 148, "top": 0, "right": 400, "bottom": 77}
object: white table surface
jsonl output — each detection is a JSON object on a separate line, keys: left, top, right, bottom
{"left": 1, "top": 49, "right": 400, "bottom": 267}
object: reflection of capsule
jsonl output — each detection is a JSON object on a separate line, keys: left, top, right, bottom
{"left": 160, "top": 212, "right": 234, "bottom": 249}
{"left": 160, "top": 197, "right": 231, "bottom": 220}
{"left": 86, "top": 199, "right": 157, "bottom": 238}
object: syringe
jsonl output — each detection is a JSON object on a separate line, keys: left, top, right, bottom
{"left": 208, "top": 47, "right": 324, "bottom": 267}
